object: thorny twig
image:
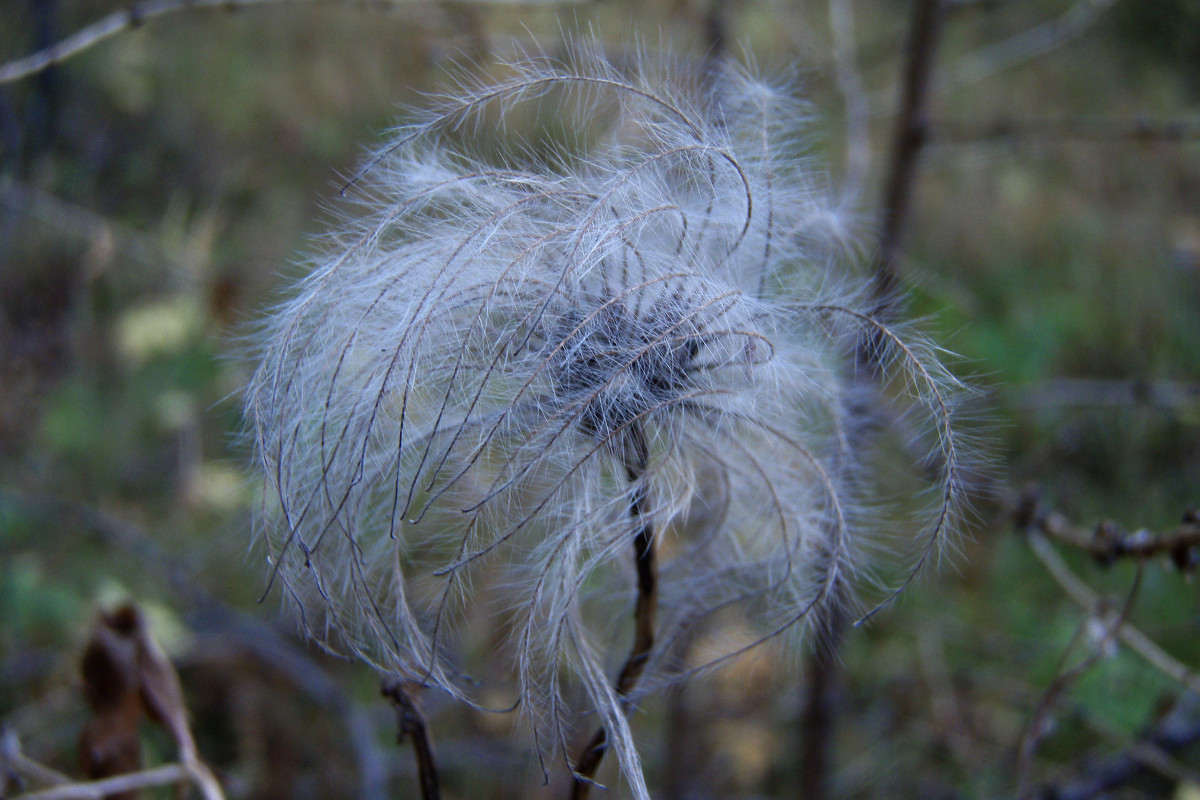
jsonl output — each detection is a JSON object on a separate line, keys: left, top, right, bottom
{"left": 382, "top": 680, "right": 441, "bottom": 800}
{"left": 1014, "top": 492, "right": 1200, "bottom": 797}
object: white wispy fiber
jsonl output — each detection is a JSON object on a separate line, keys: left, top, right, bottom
{"left": 247, "top": 41, "right": 970, "bottom": 799}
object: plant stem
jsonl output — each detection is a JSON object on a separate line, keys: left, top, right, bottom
{"left": 570, "top": 426, "right": 658, "bottom": 799}
{"left": 382, "top": 679, "right": 440, "bottom": 800}
{"left": 874, "top": 0, "right": 944, "bottom": 314}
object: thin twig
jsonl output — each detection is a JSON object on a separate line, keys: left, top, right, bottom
{"left": 1, "top": 728, "right": 72, "bottom": 789}
{"left": 1014, "top": 562, "right": 1143, "bottom": 798}
{"left": 932, "top": 117, "right": 1200, "bottom": 145}
{"left": 943, "top": 0, "right": 999, "bottom": 9}
{"left": 10, "top": 763, "right": 214, "bottom": 800}
{"left": 382, "top": 680, "right": 441, "bottom": 800}
{"left": 1025, "top": 531, "right": 1200, "bottom": 699}
{"left": 948, "top": 0, "right": 1118, "bottom": 88}
{"left": 699, "top": 0, "right": 729, "bottom": 85}
{"left": 0, "top": 0, "right": 584, "bottom": 85}
{"left": 571, "top": 426, "right": 658, "bottom": 799}
{"left": 1030, "top": 694, "right": 1200, "bottom": 800}
{"left": 179, "top": 745, "right": 226, "bottom": 800}
{"left": 1004, "top": 379, "right": 1200, "bottom": 411}
{"left": 915, "top": 625, "right": 978, "bottom": 770}
{"left": 1082, "top": 712, "right": 1200, "bottom": 789}
{"left": 185, "top": 615, "right": 390, "bottom": 800}
{"left": 1014, "top": 488, "right": 1200, "bottom": 571}
{"left": 832, "top": 5, "right": 945, "bottom": 779}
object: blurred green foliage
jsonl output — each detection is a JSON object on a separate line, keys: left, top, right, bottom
{"left": 1111, "top": 0, "right": 1200, "bottom": 90}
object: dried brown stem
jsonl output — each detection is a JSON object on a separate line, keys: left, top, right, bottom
{"left": 1014, "top": 487, "right": 1200, "bottom": 572}
{"left": 828, "top": 0, "right": 871, "bottom": 198}
{"left": 570, "top": 428, "right": 658, "bottom": 800}
{"left": 1, "top": 489, "right": 389, "bottom": 800}
{"left": 382, "top": 679, "right": 441, "bottom": 800}
{"left": 799, "top": 609, "right": 845, "bottom": 800}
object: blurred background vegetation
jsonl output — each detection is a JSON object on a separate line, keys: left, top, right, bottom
{"left": 1, "top": 0, "right": 1198, "bottom": 798}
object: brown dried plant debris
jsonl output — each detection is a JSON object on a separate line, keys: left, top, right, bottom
{"left": 78, "top": 603, "right": 221, "bottom": 800}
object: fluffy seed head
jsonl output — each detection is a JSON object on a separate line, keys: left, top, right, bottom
{"left": 246, "top": 41, "right": 971, "bottom": 798}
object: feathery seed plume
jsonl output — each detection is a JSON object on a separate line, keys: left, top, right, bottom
{"left": 246, "top": 41, "right": 970, "bottom": 798}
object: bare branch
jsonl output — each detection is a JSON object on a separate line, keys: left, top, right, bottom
{"left": 932, "top": 118, "right": 1200, "bottom": 145}
{"left": 1015, "top": 563, "right": 1143, "bottom": 798}
{"left": 1082, "top": 713, "right": 1200, "bottom": 789}
{"left": 10, "top": 763, "right": 212, "bottom": 800}
{"left": 949, "top": 0, "right": 1118, "bottom": 88}
{"left": 1005, "top": 379, "right": 1200, "bottom": 410}
{"left": 184, "top": 619, "right": 390, "bottom": 800}
{"left": 1023, "top": 530, "right": 1200, "bottom": 699}
{"left": 943, "top": 0, "right": 999, "bottom": 10}
{"left": 0, "top": 0, "right": 583, "bottom": 86}
{"left": 1030, "top": 694, "right": 1200, "bottom": 800}
{"left": 799, "top": 603, "right": 847, "bottom": 800}
{"left": 1, "top": 489, "right": 389, "bottom": 800}
{"left": 1015, "top": 487, "right": 1200, "bottom": 571}
{"left": 1, "top": 728, "right": 72, "bottom": 790}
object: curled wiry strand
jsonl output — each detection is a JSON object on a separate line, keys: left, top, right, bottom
{"left": 246, "top": 40, "right": 973, "bottom": 800}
